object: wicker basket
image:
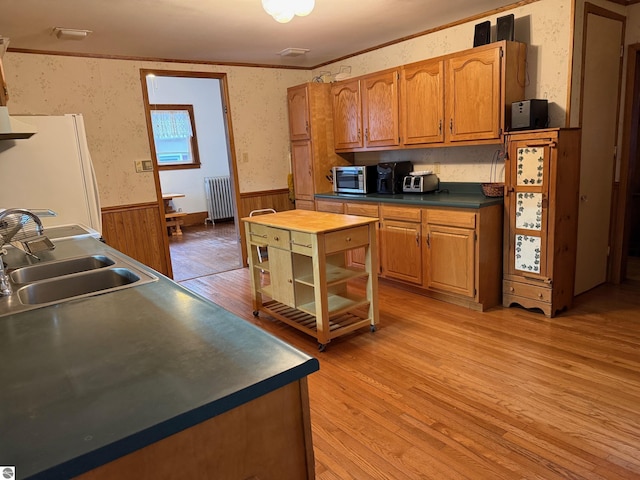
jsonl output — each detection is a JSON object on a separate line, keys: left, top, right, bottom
{"left": 481, "top": 182, "right": 504, "bottom": 197}
{"left": 482, "top": 150, "right": 505, "bottom": 197}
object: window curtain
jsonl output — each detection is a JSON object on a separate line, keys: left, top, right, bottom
{"left": 151, "top": 110, "right": 193, "bottom": 139}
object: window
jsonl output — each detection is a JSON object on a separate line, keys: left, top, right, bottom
{"left": 150, "top": 104, "right": 201, "bottom": 170}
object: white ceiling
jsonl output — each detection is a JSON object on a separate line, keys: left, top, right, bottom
{"left": 2, "top": 0, "right": 524, "bottom": 69}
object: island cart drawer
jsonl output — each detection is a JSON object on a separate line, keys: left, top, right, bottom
{"left": 345, "top": 202, "right": 379, "bottom": 218}
{"left": 503, "top": 280, "right": 551, "bottom": 303}
{"left": 290, "top": 231, "right": 314, "bottom": 255}
{"left": 381, "top": 204, "right": 421, "bottom": 222}
{"left": 426, "top": 209, "right": 476, "bottom": 229}
{"left": 324, "top": 225, "right": 370, "bottom": 254}
{"left": 249, "top": 224, "right": 291, "bottom": 249}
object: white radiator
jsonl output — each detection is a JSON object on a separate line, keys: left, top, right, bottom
{"left": 204, "top": 176, "right": 234, "bottom": 224}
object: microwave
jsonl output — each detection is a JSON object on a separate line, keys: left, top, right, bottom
{"left": 332, "top": 165, "right": 377, "bottom": 194}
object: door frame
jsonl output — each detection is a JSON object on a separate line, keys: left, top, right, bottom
{"left": 139, "top": 69, "right": 243, "bottom": 278}
{"left": 576, "top": 2, "right": 625, "bottom": 289}
{"left": 612, "top": 43, "right": 640, "bottom": 283}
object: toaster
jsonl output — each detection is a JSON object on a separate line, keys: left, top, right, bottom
{"left": 402, "top": 174, "right": 439, "bottom": 193}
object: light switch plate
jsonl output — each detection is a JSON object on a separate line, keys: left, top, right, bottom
{"left": 135, "top": 160, "right": 154, "bottom": 173}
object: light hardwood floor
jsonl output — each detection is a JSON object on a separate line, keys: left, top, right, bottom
{"left": 168, "top": 222, "right": 241, "bottom": 281}
{"left": 180, "top": 269, "right": 640, "bottom": 479}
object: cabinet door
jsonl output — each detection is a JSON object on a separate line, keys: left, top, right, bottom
{"left": 505, "top": 139, "right": 551, "bottom": 280}
{"left": 401, "top": 60, "right": 444, "bottom": 145}
{"left": 331, "top": 79, "right": 363, "bottom": 150}
{"left": 291, "top": 140, "right": 314, "bottom": 202}
{"left": 269, "top": 247, "right": 296, "bottom": 307}
{"left": 287, "top": 84, "right": 310, "bottom": 141}
{"left": 381, "top": 220, "right": 422, "bottom": 284}
{"left": 445, "top": 46, "right": 502, "bottom": 142}
{"left": 362, "top": 70, "right": 400, "bottom": 148}
{"left": 425, "top": 224, "right": 475, "bottom": 297}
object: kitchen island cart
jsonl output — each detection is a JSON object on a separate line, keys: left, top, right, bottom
{"left": 243, "top": 209, "right": 379, "bottom": 351}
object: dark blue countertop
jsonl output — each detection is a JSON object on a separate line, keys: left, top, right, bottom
{"left": 315, "top": 182, "right": 504, "bottom": 209}
{"left": 0, "top": 237, "right": 319, "bottom": 479}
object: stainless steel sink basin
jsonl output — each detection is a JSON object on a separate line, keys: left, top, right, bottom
{"left": 16, "top": 268, "right": 141, "bottom": 305}
{"left": 10, "top": 255, "right": 115, "bottom": 284}
{"left": 0, "top": 252, "right": 158, "bottom": 317}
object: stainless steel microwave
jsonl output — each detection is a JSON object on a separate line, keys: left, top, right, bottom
{"left": 332, "top": 165, "right": 377, "bottom": 194}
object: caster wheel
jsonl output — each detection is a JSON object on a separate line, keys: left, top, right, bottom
{"left": 370, "top": 325, "right": 377, "bottom": 333}
{"left": 317, "top": 343, "right": 326, "bottom": 352}
{"left": 253, "top": 310, "right": 259, "bottom": 317}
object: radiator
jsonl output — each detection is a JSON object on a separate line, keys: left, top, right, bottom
{"left": 204, "top": 176, "right": 234, "bottom": 224}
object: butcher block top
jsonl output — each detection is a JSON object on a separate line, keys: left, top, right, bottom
{"left": 242, "top": 209, "right": 378, "bottom": 234}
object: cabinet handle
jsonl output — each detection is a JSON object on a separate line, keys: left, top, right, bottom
{"left": 305, "top": 121, "right": 309, "bottom": 132}
{"left": 439, "top": 119, "right": 442, "bottom": 135}
{"left": 524, "top": 142, "right": 556, "bottom": 148}
{"left": 357, "top": 129, "right": 361, "bottom": 141}
{"left": 541, "top": 194, "right": 548, "bottom": 209}
{"left": 426, "top": 233, "right": 431, "bottom": 248}
{"left": 506, "top": 186, "right": 515, "bottom": 196}
{"left": 416, "top": 232, "right": 419, "bottom": 245}
{"left": 250, "top": 233, "right": 268, "bottom": 239}
{"left": 449, "top": 118, "right": 453, "bottom": 133}
{"left": 290, "top": 241, "right": 312, "bottom": 248}
{"left": 365, "top": 128, "right": 369, "bottom": 141}
{"left": 273, "top": 236, "right": 280, "bottom": 241}
{"left": 345, "top": 237, "right": 352, "bottom": 242}
{"left": 288, "top": 279, "right": 293, "bottom": 283}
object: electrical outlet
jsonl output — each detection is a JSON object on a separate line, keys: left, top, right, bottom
{"left": 433, "top": 162, "right": 441, "bottom": 174}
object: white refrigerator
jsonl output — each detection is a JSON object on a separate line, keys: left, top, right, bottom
{"left": 0, "top": 114, "right": 102, "bottom": 235}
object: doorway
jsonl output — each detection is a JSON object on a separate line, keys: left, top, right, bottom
{"left": 574, "top": 3, "right": 625, "bottom": 295}
{"left": 140, "top": 70, "right": 243, "bottom": 281}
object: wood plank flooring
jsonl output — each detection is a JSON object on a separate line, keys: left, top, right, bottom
{"left": 180, "top": 269, "right": 640, "bottom": 479}
{"left": 168, "top": 221, "right": 240, "bottom": 281}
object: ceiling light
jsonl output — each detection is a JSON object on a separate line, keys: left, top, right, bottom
{"left": 52, "top": 27, "right": 92, "bottom": 40}
{"left": 278, "top": 48, "right": 310, "bottom": 57}
{"left": 262, "top": 0, "right": 315, "bottom": 23}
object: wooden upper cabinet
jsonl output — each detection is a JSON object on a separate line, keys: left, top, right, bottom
{"left": 287, "top": 84, "right": 310, "bottom": 141}
{"left": 401, "top": 59, "right": 444, "bottom": 145}
{"left": 291, "top": 140, "right": 314, "bottom": 202}
{"left": 331, "top": 79, "right": 363, "bottom": 150}
{"left": 361, "top": 70, "right": 400, "bottom": 148}
{"left": 445, "top": 46, "right": 502, "bottom": 142}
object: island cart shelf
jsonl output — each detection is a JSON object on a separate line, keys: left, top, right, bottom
{"left": 242, "top": 210, "right": 379, "bottom": 351}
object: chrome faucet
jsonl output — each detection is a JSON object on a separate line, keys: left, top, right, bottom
{"left": 0, "top": 248, "right": 10, "bottom": 296}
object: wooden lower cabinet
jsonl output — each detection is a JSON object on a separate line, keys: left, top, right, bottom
{"left": 316, "top": 198, "right": 503, "bottom": 311}
{"left": 380, "top": 205, "right": 422, "bottom": 285}
{"left": 76, "top": 380, "right": 315, "bottom": 480}
{"left": 424, "top": 216, "right": 475, "bottom": 297}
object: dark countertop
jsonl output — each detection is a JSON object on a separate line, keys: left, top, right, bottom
{"left": 315, "top": 182, "right": 504, "bottom": 209}
{"left": 0, "top": 237, "right": 319, "bottom": 479}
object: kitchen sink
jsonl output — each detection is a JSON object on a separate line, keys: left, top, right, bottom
{"left": 0, "top": 252, "right": 158, "bottom": 317}
{"left": 10, "top": 255, "right": 115, "bottom": 284}
{"left": 17, "top": 268, "right": 141, "bottom": 305}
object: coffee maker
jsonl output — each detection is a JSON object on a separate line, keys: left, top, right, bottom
{"left": 376, "top": 161, "right": 413, "bottom": 194}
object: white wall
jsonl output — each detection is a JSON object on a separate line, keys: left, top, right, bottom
{"left": 147, "top": 75, "right": 227, "bottom": 214}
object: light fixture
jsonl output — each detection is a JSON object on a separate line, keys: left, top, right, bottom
{"left": 52, "top": 27, "right": 92, "bottom": 40}
{"left": 278, "top": 48, "right": 310, "bottom": 57}
{"left": 262, "top": 0, "right": 315, "bottom": 23}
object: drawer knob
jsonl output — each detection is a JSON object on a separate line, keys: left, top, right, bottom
{"left": 273, "top": 236, "right": 279, "bottom": 241}
{"left": 288, "top": 279, "right": 293, "bottom": 283}
{"left": 538, "top": 293, "right": 543, "bottom": 298}
{"left": 346, "top": 237, "right": 351, "bottom": 242}
{"left": 509, "top": 287, "right": 515, "bottom": 292}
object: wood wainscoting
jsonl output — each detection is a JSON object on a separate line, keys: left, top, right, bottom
{"left": 101, "top": 202, "right": 169, "bottom": 276}
{"left": 238, "top": 188, "right": 294, "bottom": 219}
{"left": 101, "top": 190, "right": 293, "bottom": 278}
{"left": 238, "top": 188, "right": 295, "bottom": 265}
